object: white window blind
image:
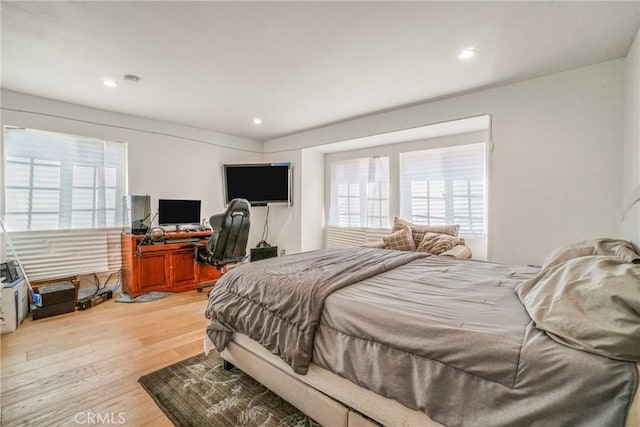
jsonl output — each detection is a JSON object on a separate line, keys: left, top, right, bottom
{"left": 329, "top": 156, "right": 390, "bottom": 228}
{"left": 400, "top": 143, "right": 486, "bottom": 237}
{"left": 3, "top": 127, "right": 127, "bottom": 280}
{"left": 325, "top": 226, "right": 390, "bottom": 248}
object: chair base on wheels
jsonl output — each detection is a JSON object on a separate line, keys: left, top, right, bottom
{"left": 196, "top": 280, "right": 219, "bottom": 293}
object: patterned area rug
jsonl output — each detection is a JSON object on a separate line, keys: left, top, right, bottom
{"left": 139, "top": 351, "right": 314, "bottom": 427}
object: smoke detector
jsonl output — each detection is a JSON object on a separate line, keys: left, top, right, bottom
{"left": 123, "top": 74, "right": 141, "bottom": 84}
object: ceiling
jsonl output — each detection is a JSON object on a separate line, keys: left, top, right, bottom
{"left": 2, "top": 1, "right": 639, "bottom": 142}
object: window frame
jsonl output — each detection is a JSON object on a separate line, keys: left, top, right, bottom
{"left": 2, "top": 126, "right": 128, "bottom": 280}
{"left": 4, "top": 156, "right": 63, "bottom": 229}
{"left": 325, "top": 129, "right": 491, "bottom": 255}
{"left": 399, "top": 142, "right": 487, "bottom": 238}
{"left": 3, "top": 126, "right": 127, "bottom": 232}
{"left": 329, "top": 156, "right": 390, "bottom": 229}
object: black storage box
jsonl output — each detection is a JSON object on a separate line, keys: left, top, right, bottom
{"left": 37, "top": 282, "right": 76, "bottom": 307}
{"left": 31, "top": 301, "right": 75, "bottom": 320}
{"left": 250, "top": 246, "right": 278, "bottom": 262}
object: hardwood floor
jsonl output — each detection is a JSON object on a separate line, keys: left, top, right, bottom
{"left": 1, "top": 291, "right": 210, "bottom": 426}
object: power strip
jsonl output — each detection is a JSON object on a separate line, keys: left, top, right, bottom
{"left": 77, "top": 289, "right": 113, "bottom": 310}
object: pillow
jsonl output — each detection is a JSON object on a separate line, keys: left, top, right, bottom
{"left": 416, "top": 232, "right": 459, "bottom": 255}
{"left": 441, "top": 245, "right": 472, "bottom": 258}
{"left": 542, "top": 238, "right": 640, "bottom": 269}
{"left": 517, "top": 256, "right": 640, "bottom": 362}
{"left": 391, "top": 217, "right": 459, "bottom": 247}
{"left": 383, "top": 226, "right": 416, "bottom": 251}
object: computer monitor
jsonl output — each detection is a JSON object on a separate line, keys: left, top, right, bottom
{"left": 158, "top": 199, "right": 201, "bottom": 226}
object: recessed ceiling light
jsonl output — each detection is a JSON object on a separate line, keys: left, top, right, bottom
{"left": 102, "top": 78, "right": 118, "bottom": 88}
{"left": 252, "top": 118, "right": 262, "bottom": 125}
{"left": 457, "top": 48, "right": 477, "bottom": 60}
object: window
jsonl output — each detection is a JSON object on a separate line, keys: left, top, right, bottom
{"left": 4, "top": 127, "right": 126, "bottom": 231}
{"left": 3, "top": 127, "right": 127, "bottom": 280}
{"left": 5, "top": 157, "right": 62, "bottom": 230}
{"left": 400, "top": 143, "right": 486, "bottom": 237}
{"left": 329, "top": 156, "right": 389, "bottom": 228}
{"left": 324, "top": 117, "right": 490, "bottom": 256}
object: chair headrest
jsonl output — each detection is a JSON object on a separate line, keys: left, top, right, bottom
{"left": 227, "top": 198, "right": 250, "bottom": 214}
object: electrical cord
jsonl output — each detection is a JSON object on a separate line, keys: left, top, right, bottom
{"left": 261, "top": 205, "right": 270, "bottom": 243}
{"left": 90, "top": 273, "right": 102, "bottom": 297}
{"left": 111, "top": 271, "right": 122, "bottom": 293}
{"left": 100, "top": 270, "right": 120, "bottom": 290}
{"left": 89, "top": 269, "right": 123, "bottom": 297}
{"left": 136, "top": 211, "right": 159, "bottom": 256}
{"left": 82, "top": 273, "right": 100, "bottom": 295}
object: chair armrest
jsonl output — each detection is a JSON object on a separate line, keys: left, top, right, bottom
{"left": 441, "top": 244, "right": 472, "bottom": 259}
{"left": 193, "top": 243, "right": 212, "bottom": 263}
{"left": 361, "top": 241, "right": 385, "bottom": 249}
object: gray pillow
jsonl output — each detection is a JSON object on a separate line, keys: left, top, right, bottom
{"left": 517, "top": 255, "right": 640, "bottom": 362}
{"left": 541, "top": 238, "right": 640, "bottom": 269}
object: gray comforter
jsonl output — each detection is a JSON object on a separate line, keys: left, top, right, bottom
{"left": 205, "top": 248, "right": 427, "bottom": 374}
{"left": 205, "top": 248, "right": 638, "bottom": 427}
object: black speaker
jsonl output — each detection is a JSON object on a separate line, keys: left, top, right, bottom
{"left": 250, "top": 246, "right": 278, "bottom": 262}
{"left": 123, "top": 195, "right": 151, "bottom": 235}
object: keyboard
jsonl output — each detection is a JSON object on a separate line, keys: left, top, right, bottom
{"left": 167, "top": 238, "right": 201, "bottom": 244}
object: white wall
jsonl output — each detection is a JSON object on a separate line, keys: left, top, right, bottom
{"left": 258, "top": 148, "right": 325, "bottom": 255}
{"left": 0, "top": 90, "right": 266, "bottom": 247}
{"left": 622, "top": 28, "right": 640, "bottom": 246}
{"left": 2, "top": 56, "right": 632, "bottom": 267}
{"left": 265, "top": 60, "right": 625, "bottom": 266}
{"left": 261, "top": 150, "right": 302, "bottom": 254}
{"left": 300, "top": 149, "right": 325, "bottom": 252}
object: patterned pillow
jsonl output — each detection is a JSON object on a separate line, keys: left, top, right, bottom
{"left": 417, "top": 232, "right": 460, "bottom": 255}
{"left": 441, "top": 245, "right": 472, "bottom": 258}
{"left": 391, "top": 217, "right": 459, "bottom": 247}
{"left": 383, "top": 227, "right": 416, "bottom": 251}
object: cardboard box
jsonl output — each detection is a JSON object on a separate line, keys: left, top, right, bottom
{"left": 1, "top": 278, "right": 28, "bottom": 334}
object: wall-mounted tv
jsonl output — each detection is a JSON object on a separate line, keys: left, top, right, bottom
{"left": 158, "top": 199, "right": 201, "bottom": 225}
{"left": 223, "top": 163, "right": 292, "bottom": 206}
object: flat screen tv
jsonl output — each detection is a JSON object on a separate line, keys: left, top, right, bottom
{"left": 223, "top": 163, "right": 292, "bottom": 206}
{"left": 158, "top": 199, "right": 201, "bottom": 225}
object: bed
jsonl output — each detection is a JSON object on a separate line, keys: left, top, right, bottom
{"left": 204, "top": 242, "right": 640, "bottom": 427}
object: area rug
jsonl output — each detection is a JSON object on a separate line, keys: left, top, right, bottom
{"left": 115, "top": 291, "right": 173, "bottom": 303}
{"left": 139, "top": 351, "right": 315, "bottom": 427}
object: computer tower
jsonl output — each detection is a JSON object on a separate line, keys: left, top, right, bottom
{"left": 123, "top": 195, "right": 151, "bottom": 235}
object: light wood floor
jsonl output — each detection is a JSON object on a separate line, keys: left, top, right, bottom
{"left": 1, "top": 290, "right": 210, "bottom": 426}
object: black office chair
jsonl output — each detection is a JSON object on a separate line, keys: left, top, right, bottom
{"left": 195, "top": 198, "right": 251, "bottom": 292}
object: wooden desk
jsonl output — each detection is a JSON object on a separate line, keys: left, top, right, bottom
{"left": 121, "top": 232, "right": 221, "bottom": 297}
